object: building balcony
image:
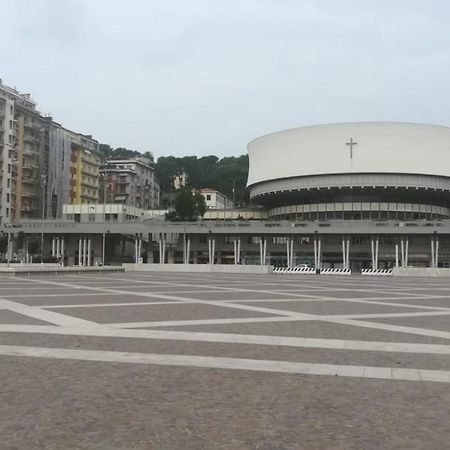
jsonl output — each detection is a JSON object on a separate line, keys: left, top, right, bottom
{"left": 23, "top": 134, "right": 39, "bottom": 143}
{"left": 23, "top": 146, "right": 39, "bottom": 156}
{"left": 21, "top": 190, "right": 38, "bottom": 198}
{"left": 81, "top": 180, "right": 99, "bottom": 188}
{"left": 22, "top": 162, "right": 39, "bottom": 170}
{"left": 22, "top": 176, "right": 38, "bottom": 184}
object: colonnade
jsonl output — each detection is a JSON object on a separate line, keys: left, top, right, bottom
{"left": 78, "top": 237, "right": 91, "bottom": 266}
{"left": 51, "top": 237, "right": 65, "bottom": 262}
{"left": 30, "top": 232, "right": 445, "bottom": 269}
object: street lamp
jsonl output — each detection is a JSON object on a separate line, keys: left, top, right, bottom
{"left": 102, "top": 167, "right": 108, "bottom": 265}
{"left": 5, "top": 224, "right": 12, "bottom": 267}
{"left": 40, "top": 174, "right": 47, "bottom": 263}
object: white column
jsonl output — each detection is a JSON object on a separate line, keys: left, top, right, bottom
{"left": 290, "top": 238, "right": 294, "bottom": 267}
{"left": 208, "top": 236, "right": 212, "bottom": 264}
{"left": 343, "top": 238, "right": 347, "bottom": 269}
{"left": 286, "top": 239, "right": 291, "bottom": 268}
{"left": 186, "top": 237, "right": 190, "bottom": 264}
{"left": 237, "top": 238, "right": 241, "bottom": 264}
{"left": 431, "top": 239, "right": 435, "bottom": 268}
{"left": 159, "top": 238, "right": 163, "bottom": 263}
{"left": 405, "top": 238, "right": 409, "bottom": 267}
{"left": 211, "top": 238, "right": 215, "bottom": 264}
{"left": 52, "top": 237, "right": 56, "bottom": 257}
{"left": 346, "top": 239, "right": 350, "bottom": 270}
{"left": 395, "top": 244, "right": 399, "bottom": 268}
{"left": 400, "top": 239, "right": 405, "bottom": 267}
{"left": 435, "top": 238, "right": 439, "bottom": 268}
{"left": 263, "top": 237, "right": 267, "bottom": 265}
{"left": 313, "top": 238, "right": 318, "bottom": 269}
{"left": 371, "top": 238, "right": 375, "bottom": 269}
{"left": 82, "top": 238, "right": 87, "bottom": 266}
{"left": 87, "top": 238, "right": 91, "bottom": 267}
{"left": 234, "top": 240, "right": 237, "bottom": 265}
{"left": 61, "top": 238, "right": 65, "bottom": 265}
{"left": 375, "top": 237, "right": 379, "bottom": 270}
{"left": 78, "top": 238, "right": 82, "bottom": 266}
{"left": 162, "top": 234, "right": 166, "bottom": 264}
{"left": 317, "top": 237, "right": 322, "bottom": 269}
{"left": 135, "top": 238, "right": 138, "bottom": 263}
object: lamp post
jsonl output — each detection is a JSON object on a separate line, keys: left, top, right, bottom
{"left": 40, "top": 174, "right": 46, "bottom": 263}
{"left": 102, "top": 168, "right": 108, "bottom": 265}
{"left": 5, "top": 224, "right": 11, "bottom": 267}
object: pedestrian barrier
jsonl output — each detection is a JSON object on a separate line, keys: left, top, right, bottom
{"left": 361, "top": 268, "right": 393, "bottom": 276}
{"left": 273, "top": 267, "right": 351, "bottom": 275}
{"left": 319, "top": 268, "right": 352, "bottom": 275}
{"left": 273, "top": 266, "right": 316, "bottom": 274}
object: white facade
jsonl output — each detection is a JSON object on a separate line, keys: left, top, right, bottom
{"left": 247, "top": 122, "right": 450, "bottom": 187}
{"left": 200, "top": 189, "right": 232, "bottom": 209}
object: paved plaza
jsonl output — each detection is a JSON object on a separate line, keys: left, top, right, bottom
{"left": 1, "top": 272, "right": 450, "bottom": 449}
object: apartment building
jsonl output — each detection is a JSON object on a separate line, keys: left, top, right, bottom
{"left": 0, "top": 79, "right": 44, "bottom": 223}
{"left": 0, "top": 78, "right": 101, "bottom": 222}
{"left": 69, "top": 133, "right": 101, "bottom": 205}
{"left": 100, "top": 157, "right": 160, "bottom": 209}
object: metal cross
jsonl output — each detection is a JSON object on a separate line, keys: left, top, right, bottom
{"left": 345, "top": 137, "right": 357, "bottom": 159}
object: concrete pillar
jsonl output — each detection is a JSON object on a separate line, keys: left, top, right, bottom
{"left": 395, "top": 244, "right": 399, "bottom": 268}
{"left": 431, "top": 239, "right": 435, "bottom": 268}
{"left": 343, "top": 237, "right": 348, "bottom": 269}
{"left": 290, "top": 238, "right": 294, "bottom": 267}
{"left": 314, "top": 237, "right": 318, "bottom": 269}
{"left": 286, "top": 238, "right": 291, "bottom": 268}
{"left": 183, "top": 235, "right": 190, "bottom": 264}
{"left": 87, "top": 237, "right": 91, "bottom": 267}
{"left": 318, "top": 237, "right": 321, "bottom": 269}
{"left": 435, "top": 238, "right": 439, "bottom": 268}
{"left": 400, "top": 238, "right": 405, "bottom": 267}
{"left": 405, "top": 238, "right": 409, "bottom": 267}
{"left": 52, "top": 237, "right": 56, "bottom": 257}
{"left": 78, "top": 238, "right": 82, "bottom": 266}
{"left": 375, "top": 237, "right": 379, "bottom": 270}
{"left": 208, "top": 236, "right": 215, "bottom": 264}
{"left": 259, "top": 237, "right": 267, "bottom": 265}
{"left": 61, "top": 238, "right": 65, "bottom": 265}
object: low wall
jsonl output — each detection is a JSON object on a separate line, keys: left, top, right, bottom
{"left": 0, "top": 263, "right": 62, "bottom": 268}
{"left": 123, "top": 263, "right": 273, "bottom": 274}
{"left": 393, "top": 267, "right": 450, "bottom": 277}
{"left": 0, "top": 266, "right": 124, "bottom": 276}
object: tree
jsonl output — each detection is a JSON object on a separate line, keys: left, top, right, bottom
{"left": 154, "top": 154, "right": 249, "bottom": 206}
{"left": 166, "top": 187, "right": 206, "bottom": 221}
{"left": 98, "top": 144, "right": 154, "bottom": 162}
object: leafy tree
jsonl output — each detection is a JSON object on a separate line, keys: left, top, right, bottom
{"left": 166, "top": 187, "right": 206, "bottom": 221}
{"left": 155, "top": 154, "right": 249, "bottom": 206}
{"left": 98, "top": 144, "right": 154, "bottom": 162}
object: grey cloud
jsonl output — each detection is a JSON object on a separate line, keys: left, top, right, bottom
{"left": 1, "top": 0, "right": 449, "bottom": 156}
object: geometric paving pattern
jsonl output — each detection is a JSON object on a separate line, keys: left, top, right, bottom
{"left": 1, "top": 272, "right": 450, "bottom": 448}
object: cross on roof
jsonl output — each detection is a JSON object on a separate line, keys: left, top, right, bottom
{"left": 345, "top": 138, "right": 358, "bottom": 159}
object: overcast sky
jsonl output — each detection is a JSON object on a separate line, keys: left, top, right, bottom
{"left": 1, "top": 0, "right": 449, "bottom": 158}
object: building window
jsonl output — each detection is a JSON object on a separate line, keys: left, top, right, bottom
{"left": 206, "top": 194, "right": 211, "bottom": 200}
